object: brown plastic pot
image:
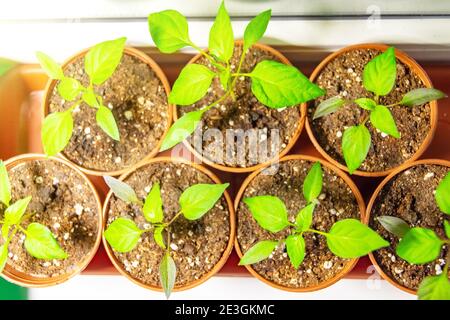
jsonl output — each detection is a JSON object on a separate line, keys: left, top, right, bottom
{"left": 1, "top": 153, "right": 103, "bottom": 287}
{"left": 304, "top": 43, "right": 439, "bottom": 177}
{"left": 102, "top": 156, "right": 236, "bottom": 293}
{"left": 42, "top": 46, "right": 173, "bottom": 177}
{"left": 365, "top": 158, "right": 450, "bottom": 295}
{"left": 234, "top": 154, "right": 366, "bottom": 292}
{"left": 173, "top": 40, "right": 306, "bottom": 173}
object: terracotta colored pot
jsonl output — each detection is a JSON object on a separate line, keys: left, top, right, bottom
{"left": 304, "top": 43, "right": 439, "bottom": 177}
{"left": 172, "top": 40, "right": 306, "bottom": 173}
{"left": 1, "top": 153, "right": 103, "bottom": 287}
{"left": 42, "top": 46, "right": 173, "bottom": 177}
{"left": 102, "top": 156, "right": 236, "bottom": 293}
{"left": 234, "top": 154, "right": 366, "bottom": 292}
{"left": 365, "top": 158, "right": 450, "bottom": 295}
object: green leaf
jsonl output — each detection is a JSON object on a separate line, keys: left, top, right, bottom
{"left": 4, "top": 196, "right": 31, "bottom": 225}
{"left": 285, "top": 234, "right": 305, "bottom": 269}
{"left": 209, "top": 1, "right": 234, "bottom": 63}
{"left": 104, "top": 176, "right": 140, "bottom": 204}
{"left": 418, "top": 273, "right": 450, "bottom": 300}
{"left": 1, "top": 224, "right": 9, "bottom": 241}
{"left": 243, "top": 196, "right": 289, "bottom": 233}
{"left": 0, "top": 244, "right": 8, "bottom": 273}
{"left": 250, "top": 60, "right": 325, "bottom": 108}
{"left": 295, "top": 203, "right": 315, "bottom": 232}
{"left": 180, "top": 183, "right": 229, "bottom": 220}
{"left": 363, "top": 46, "right": 396, "bottom": 96}
{"left": 435, "top": 172, "right": 450, "bottom": 215}
{"left": 370, "top": 105, "right": 400, "bottom": 138}
{"left": 159, "top": 252, "right": 176, "bottom": 299}
{"left": 396, "top": 227, "right": 443, "bottom": 264}
{"left": 313, "top": 96, "right": 345, "bottom": 120}
{"left": 148, "top": 10, "right": 192, "bottom": 54}
{"left": 239, "top": 240, "right": 278, "bottom": 265}
{"left": 82, "top": 87, "right": 99, "bottom": 107}
{"left": 400, "top": 88, "right": 447, "bottom": 107}
{"left": 36, "top": 51, "right": 63, "bottom": 79}
{"left": 377, "top": 215, "right": 410, "bottom": 238}
{"left": 104, "top": 218, "right": 143, "bottom": 253}
{"left": 444, "top": 220, "right": 450, "bottom": 239}
{"left": 85, "top": 37, "right": 126, "bottom": 85}
{"left": 342, "top": 125, "right": 371, "bottom": 174}
{"left": 243, "top": 9, "right": 271, "bottom": 51}
{"left": 354, "top": 98, "right": 376, "bottom": 111}
{"left": 0, "top": 161, "right": 11, "bottom": 206}
{"left": 57, "top": 77, "right": 83, "bottom": 101}
{"left": 153, "top": 226, "right": 166, "bottom": 249}
{"left": 24, "top": 223, "right": 68, "bottom": 260}
{"left": 143, "top": 183, "right": 163, "bottom": 223}
{"left": 41, "top": 110, "right": 73, "bottom": 156}
{"left": 169, "top": 64, "right": 215, "bottom": 106}
{"left": 160, "top": 110, "right": 203, "bottom": 151}
{"left": 327, "top": 219, "right": 389, "bottom": 258}
{"left": 219, "top": 68, "right": 230, "bottom": 90}
{"left": 303, "top": 161, "right": 323, "bottom": 202}
{"left": 96, "top": 105, "right": 120, "bottom": 141}
{"left": 0, "top": 58, "right": 16, "bottom": 77}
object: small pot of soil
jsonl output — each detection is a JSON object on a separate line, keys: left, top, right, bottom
{"left": 305, "top": 43, "right": 441, "bottom": 177}
{"left": 235, "top": 155, "right": 373, "bottom": 292}
{"left": 0, "top": 154, "right": 102, "bottom": 287}
{"left": 102, "top": 157, "right": 235, "bottom": 296}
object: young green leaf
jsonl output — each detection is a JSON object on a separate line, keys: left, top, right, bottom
{"left": 363, "top": 47, "right": 396, "bottom": 96}
{"left": 36, "top": 51, "right": 64, "bottom": 79}
{"left": 148, "top": 10, "right": 192, "bottom": 54}
{"left": 303, "top": 161, "right": 323, "bottom": 203}
{"left": 4, "top": 196, "right": 31, "bottom": 225}
{"left": 0, "top": 58, "right": 16, "bottom": 77}
{"left": 85, "top": 37, "right": 126, "bottom": 85}
{"left": 243, "top": 9, "right": 271, "bottom": 51}
{"left": 104, "top": 218, "right": 143, "bottom": 253}
{"left": 82, "top": 87, "right": 99, "bottom": 107}
{"left": 143, "top": 183, "right": 163, "bottom": 223}
{"left": 313, "top": 96, "right": 345, "bottom": 120}
{"left": 417, "top": 273, "right": 450, "bottom": 300}
{"left": 239, "top": 240, "right": 278, "bottom": 265}
{"left": 180, "top": 183, "right": 229, "bottom": 220}
{"left": 1, "top": 224, "right": 9, "bottom": 241}
{"left": 250, "top": 60, "right": 325, "bottom": 108}
{"left": 396, "top": 227, "right": 443, "bottom": 264}
{"left": 96, "top": 105, "right": 120, "bottom": 141}
{"left": 295, "top": 203, "right": 315, "bottom": 232}
{"left": 327, "top": 219, "right": 389, "bottom": 258}
{"left": 444, "top": 220, "right": 450, "bottom": 239}
{"left": 354, "top": 98, "right": 376, "bottom": 111}
{"left": 219, "top": 68, "right": 230, "bottom": 90}
{"left": 243, "top": 196, "right": 289, "bottom": 233}
{"left": 285, "top": 234, "right": 305, "bottom": 269}
{"left": 153, "top": 226, "right": 166, "bottom": 249}
{"left": 0, "top": 161, "right": 11, "bottom": 206}
{"left": 209, "top": 1, "right": 234, "bottom": 63}
{"left": 377, "top": 215, "right": 410, "bottom": 238}
{"left": 400, "top": 88, "right": 447, "bottom": 107}
{"left": 41, "top": 110, "right": 73, "bottom": 156}
{"left": 57, "top": 78, "right": 83, "bottom": 101}
{"left": 435, "top": 172, "right": 450, "bottom": 215}
{"left": 0, "top": 244, "right": 8, "bottom": 273}
{"left": 342, "top": 125, "right": 371, "bottom": 174}
{"left": 24, "top": 223, "right": 68, "bottom": 260}
{"left": 104, "top": 176, "right": 140, "bottom": 205}
{"left": 169, "top": 64, "right": 215, "bottom": 106}
{"left": 159, "top": 252, "right": 176, "bottom": 299}
{"left": 370, "top": 105, "right": 400, "bottom": 138}
{"left": 160, "top": 110, "right": 204, "bottom": 151}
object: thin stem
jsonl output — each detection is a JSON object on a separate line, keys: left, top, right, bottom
{"left": 231, "top": 72, "right": 251, "bottom": 77}
{"left": 190, "top": 43, "right": 225, "bottom": 71}
{"left": 203, "top": 90, "right": 232, "bottom": 113}
{"left": 374, "top": 95, "right": 379, "bottom": 104}
{"left": 166, "top": 211, "right": 183, "bottom": 227}
{"left": 166, "top": 229, "right": 171, "bottom": 254}
{"left": 17, "top": 225, "right": 28, "bottom": 236}
{"left": 307, "top": 228, "right": 328, "bottom": 237}
{"left": 361, "top": 115, "right": 370, "bottom": 126}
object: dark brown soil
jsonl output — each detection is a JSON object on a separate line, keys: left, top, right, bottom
{"left": 106, "top": 161, "right": 231, "bottom": 287}
{"left": 308, "top": 48, "right": 431, "bottom": 173}
{"left": 369, "top": 164, "right": 450, "bottom": 290}
{"left": 237, "top": 159, "right": 360, "bottom": 288}
{"left": 0, "top": 159, "right": 99, "bottom": 278}
{"left": 49, "top": 53, "right": 169, "bottom": 172}
{"left": 178, "top": 43, "right": 301, "bottom": 168}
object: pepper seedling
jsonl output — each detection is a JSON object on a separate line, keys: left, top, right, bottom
{"left": 148, "top": 1, "right": 325, "bottom": 151}
{"left": 313, "top": 47, "right": 447, "bottom": 174}
{"left": 377, "top": 171, "right": 450, "bottom": 300}
{"left": 0, "top": 161, "right": 68, "bottom": 272}
{"left": 103, "top": 175, "right": 229, "bottom": 298}
{"left": 239, "top": 162, "right": 388, "bottom": 269}
{"left": 37, "top": 37, "right": 127, "bottom": 156}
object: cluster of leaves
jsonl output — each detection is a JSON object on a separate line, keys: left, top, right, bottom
{"left": 377, "top": 171, "right": 450, "bottom": 300}
{"left": 239, "top": 162, "right": 388, "bottom": 267}
{"left": 313, "top": 47, "right": 447, "bottom": 174}
{"left": 148, "top": 1, "right": 324, "bottom": 151}
{"left": 0, "top": 161, "right": 67, "bottom": 272}
{"left": 37, "top": 37, "right": 127, "bottom": 156}
{"left": 103, "top": 175, "right": 229, "bottom": 298}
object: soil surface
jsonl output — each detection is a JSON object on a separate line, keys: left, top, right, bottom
{"left": 308, "top": 48, "right": 431, "bottom": 173}
{"left": 369, "top": 164, "right": 450, "bottom": 290}
{"left": 237, "top": 159, "right": 360, "bottom": 288}
{"left": 0, "top": 159, "right": 99, "bottom": 279}
{"left": 49, "top": 53, "right": 169, "bottom": 172}
{"left": 106, "top": 162, "right": 231, "bottom": 287}
{"left": 178, "top": 43, "right": 301, "bottom": 168}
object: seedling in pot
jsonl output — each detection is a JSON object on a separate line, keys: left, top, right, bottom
{"left": 0, "top": 161, "right": 68, "bottom": 272}
{"left": 37, "top": 37, "right": 127, "bottom": 156}
{"left": 148, "top": 1, "right": 325, "bottom": 151}
{"left": 313, "top": 47, "right": 447, "bottom": 174}
{"left": 378, "top": 171, "right": 450, "bottom": 300}
{"left": 239, "top": 162, "right": 388, "bottom": 269}
{"left": 103, "top": 175, "right": 229, "bottom": 298}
